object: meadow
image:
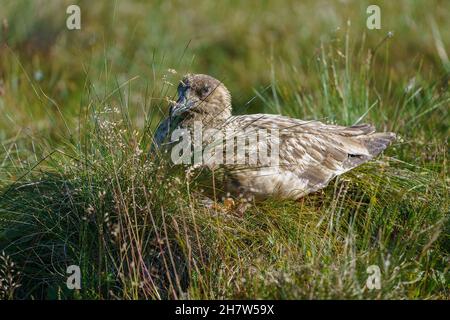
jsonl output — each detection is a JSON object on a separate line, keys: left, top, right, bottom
{"left": 0, "top": 0, "right": 448, "bottom": 299}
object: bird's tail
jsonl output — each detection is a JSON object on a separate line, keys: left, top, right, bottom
{"left": 359, "top": 132, "right": 396, "bottom": 158}
{"left": 342, "top": 130, "right": 396, "bottom": 169}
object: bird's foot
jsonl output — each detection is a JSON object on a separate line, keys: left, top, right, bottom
{"left": 198, "top": 196, "right": 249, "bottom": 217}
{"left": 224, "top": 197, "right": 251, "bottom": 218}
{"left": 198, "top": 197, "right": 224, "bottom": 213}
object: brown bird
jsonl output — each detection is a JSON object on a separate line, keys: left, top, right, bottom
{"left": 154, "top": 74, "right": 395, "bottom": 204}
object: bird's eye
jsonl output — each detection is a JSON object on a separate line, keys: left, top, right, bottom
{"left": 198, "top": 85, "right": 210, "bottom": 98}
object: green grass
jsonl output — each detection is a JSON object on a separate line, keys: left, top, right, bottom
{"left": 0, "top": 0, "right": 448, "bottom": 299}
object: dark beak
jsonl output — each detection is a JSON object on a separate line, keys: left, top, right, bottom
{"left": 169, "top": 94, "right": 193, "bottom": 118}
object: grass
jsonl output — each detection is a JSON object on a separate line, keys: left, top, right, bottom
{"left": 0, "top": 0, "right": 448, "bottom": 299}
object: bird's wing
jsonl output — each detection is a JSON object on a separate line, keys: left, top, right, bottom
{"left": 225, "top": 114, "right": 395, "bottom": 192}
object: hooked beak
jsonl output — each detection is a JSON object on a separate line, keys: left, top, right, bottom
{"left": 169, "top": 94, "right": 194, "bottom": 118}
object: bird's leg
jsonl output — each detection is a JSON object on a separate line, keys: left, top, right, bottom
{"left": 197, "top": 193, "right": 252, "bottom": 218}
{"left": 198, "top": 195, "right": 225, "bottom": 213}
{"left": 197, "top": 193, "right": 236, "bottom": 214}
{"left": 223, "top": 197, "right": 235, "bottom": 211}
{"left": 229, "top": 194, "right": 254, "bottom": 217}
{"left": 221, "top": 197, "right": 250, "bottom": 217}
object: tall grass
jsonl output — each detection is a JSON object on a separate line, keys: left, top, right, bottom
{"left": 0, "top": 0, "right": 448, "bottom": 299}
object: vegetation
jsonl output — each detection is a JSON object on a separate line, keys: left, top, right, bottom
{"left": 0, "top": 0, "right": 448, "bottom": 299}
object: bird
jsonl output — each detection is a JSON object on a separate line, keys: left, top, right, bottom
{"left": 153, "top": 73, "right": 395, "bottom": 208}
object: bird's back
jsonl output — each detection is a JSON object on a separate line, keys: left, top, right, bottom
{"left": 219, "top": 114, "right": 395, "bottom": 200}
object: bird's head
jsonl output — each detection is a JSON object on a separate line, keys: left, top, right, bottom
{"left": 169, "top": 74, "right": 232, "bottom": 124}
